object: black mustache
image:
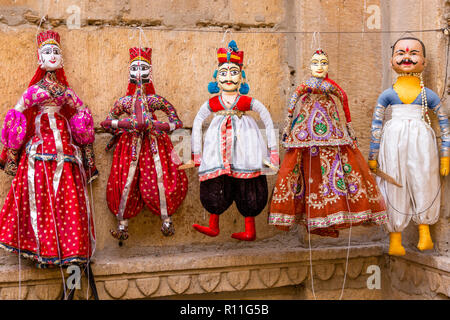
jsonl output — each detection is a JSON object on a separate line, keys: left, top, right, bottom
{"left": 130, "top": 74, "right": 150, "bottom": 84}
{"left": 397, "top": 58, "right": 418, "bottom": 65}
{"left": 219, "top": 80, "right": 239, "bottom": 85}
{"left": 130, "top": 74, "right": 150, "bottom": 79}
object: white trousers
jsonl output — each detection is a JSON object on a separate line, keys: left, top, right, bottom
{"left": 377, "top": 104, "right": 440, "bottom": 233}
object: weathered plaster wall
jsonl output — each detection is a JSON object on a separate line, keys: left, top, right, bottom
{"left": 0, "top": 0, "right": 448, "bottom": 300}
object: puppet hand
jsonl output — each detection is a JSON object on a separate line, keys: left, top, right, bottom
{"left": 368, "top": 160, "right": 377, "bottom": 173}
{"left": 152, "top": 121, "right": 170, "bottom": 133}
{"left": 346, "top": 122, "right": 358, "bottom": 147}
{"left": 193, "top": 153, "right": 201, "bottom": 167}
{"left": 4, "top": 148, "right": 19, "bottom": 176}
{"left": 440, "top": 157, "right": 449, "bottom": 176}
{"left": 270, "top": 149, "right": 280, "bottom": 166}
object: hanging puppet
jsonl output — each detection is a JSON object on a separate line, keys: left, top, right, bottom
{"left": 186, "top": 40, "right": 279, "bottom": 241}
{"left": 101, "top": 47, "right": 188, "bottom": 241}
{"left": 368, "top": 37, "right": 449, "bottom": 256}
{"left": 0, "top": 30, "right": 98, "bottom": 297}
{"left": 269, "top": 49, "right": 387, "bottom": 238}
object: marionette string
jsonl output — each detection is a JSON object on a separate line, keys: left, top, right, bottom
{"left": 41, "top": 159, "right": 67, "bottom": 298}
{"left": 307, "top": 149, "right": 316, "bottom": 300}
{"left": 11, "top": 179, "right": 22, "bottom": 299}
{"left": 381, "top": 177, "right": 442, "bottom": 217}
{"left": 336, "top": 145, "right": 353, "bottom": 301}
{"left": 93, "top": 24, "right": 447, "bottom": 35}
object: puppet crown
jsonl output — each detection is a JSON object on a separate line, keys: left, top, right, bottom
{"left": 217, "top": 40, "right": 244, "bottom": 66}
{"left": 37, "top": 30, "right": 61, "bottom": 48}
{"left": 129, "top": 47, "right": 152, "bottom": 65}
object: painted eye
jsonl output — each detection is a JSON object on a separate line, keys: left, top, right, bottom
{"left": 53, "top": 48, "right": 61, "bottom": 55}
{"left": 141, "top": 65, "right": 149, "bottom": 71}
{"left": 230, "top": 70, "right": 240, "bottom": 76}
{"left": 219, "top": 71, "right": 227, "bottom": 77}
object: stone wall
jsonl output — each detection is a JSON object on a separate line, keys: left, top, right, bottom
{"left": 0, "top": 0, "right": 448, "bottom": 300}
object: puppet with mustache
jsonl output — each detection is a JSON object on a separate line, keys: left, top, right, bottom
{"left": 185, "top": 40, "right": 279, "bottom": 241}
{"left": 369, "top": 36, "right": 450, "bottom": 256}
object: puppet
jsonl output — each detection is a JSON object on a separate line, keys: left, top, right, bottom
{"left": 0, "top": 30, "right": 98, "bottom": 297}
{"left": 188, "top": 40, "right": 278, "bottom": 241}
{"left": 101, "top": 47, "right": 188, "bottom": 241}
{"left": 269, "top": 49, "right": 387, "bottom": 237}
{"left": 368, "top": 37, "right": 449, "bottom": 255}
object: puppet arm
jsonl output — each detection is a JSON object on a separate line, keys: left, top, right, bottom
{"left": 282, "top": 84, "right": 307, "bottom": 144}
{"left": 191, "top": 102, "right": 211, "bottom": 166}
{"left": 1, "top": 86, "right": 40, "bottom": 175}
{"left": 368, "top": 103, "right": 387, "bottom": 172}
{"left": 149, "top": 95, "right": 183, "bottom": 133}
{"left": 251, "top": 99, "right": 279, "bottom": 166}
{"left": 426, "top": 88, "right": 450, "bottom": 176}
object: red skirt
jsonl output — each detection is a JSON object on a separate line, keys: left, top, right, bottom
{"left": 268, "top": 145, "right": 387, "bottom": 237}
{"left": 0, "top": 154, "right": 95, "bottom": 265}
{"left": 106, "top": 132, "right": 188, "bottom": 219}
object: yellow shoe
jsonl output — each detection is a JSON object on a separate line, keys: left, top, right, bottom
{"left": 388, "top": 232, "right": 406, "bottom": 256}
{"left": 417, "top": 224, "right": 434, "bottom": 251}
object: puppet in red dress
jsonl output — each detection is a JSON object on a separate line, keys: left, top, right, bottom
{"left": 0, "top": 30, "right": 97, "bottom": 270}
{"left": 268, "top": 49, "right": 387, "bottom": 237}
{"left": 101, "top": 48, "right": 188, "bottom": 241}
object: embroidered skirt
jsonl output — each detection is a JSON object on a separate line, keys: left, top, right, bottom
{"left": 268, "top": 145, "right": 387, "bottom": 237}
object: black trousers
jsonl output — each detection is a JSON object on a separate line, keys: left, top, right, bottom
{"left": 200, "top": 175, "right": 268, "bottom": 217}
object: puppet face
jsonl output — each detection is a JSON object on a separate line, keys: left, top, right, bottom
{"left": 310, "top": 53, "right": 329, "bottom": 78}
{"left": 217, "top": 62, "right": 242, "bottom": 92}
{"left": 391, "top": 39, "right": 426, "bottom": 74}
{"left": 129, "top": 60, "right": 152, "bottom": 84}
{"left": 38, "top": 44, "right": 63, "bottom": 71}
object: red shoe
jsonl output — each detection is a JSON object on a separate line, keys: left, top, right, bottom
{"left": 231, "top": 216, "right": 256, "bottom": 241}
{"left": 193, "top": 214, "right": 220, "bottom": 237}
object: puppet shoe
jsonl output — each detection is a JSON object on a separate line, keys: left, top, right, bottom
{"left": 161, "top": 218, "right": 175, "bottom": 237}
{"left": 417, "top": 224, "right": 434, "bottom": 251}
{"left": 193, "top": 214, "right": 220, "bottom": 237}
{"left": 388, "top": 232, "right": 406, "bottom": 256}
{"left": 231, "top": 217, "right": 256, "bottom": 241}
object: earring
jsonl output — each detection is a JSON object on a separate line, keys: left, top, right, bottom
{"left": 239, "top": 69, "right": 249, "bottom": 95}
{"left": 208, "top": 69, "right": 220, "bottom": 94}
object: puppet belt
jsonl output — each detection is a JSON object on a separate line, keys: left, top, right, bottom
{"left": 215, "top": 110, "right": 246, "bottom": 119}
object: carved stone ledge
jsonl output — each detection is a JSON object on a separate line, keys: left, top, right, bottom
{"left": 0, "top": 243, "right": 384, "bottom": 300}
{"left": 388, "top": 251, "right": 450, "bottom": 299}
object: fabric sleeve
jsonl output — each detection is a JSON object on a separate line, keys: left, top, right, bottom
{"left": 191, "top": 101, "right": 211, "bottom": 156}
{"left": 1, "top": 86, "right": 41, "bottom": 149}
{"left": 251, "top": 99, "right": 277, "bottom": 150}
{"left": 282, "top": 84, "right": 307, "bottom": 141}
{"left": 331, "top": 82, "right": 351, "bottom": 123}
{"left": 148, "top": 95, "right": 183, "bottom": 132}
{"left": 368, "top": 90, "right": 391, "bottom": 160}
{"left": 65, "top": 87, "right": 94, "bottom": 145}
{"left": 426, "top": 88, "right": 450, "bottom": 157}
{"left": 65, "top": 87, "right": 84, "bottom": 110}
{"left": 102, "top": 98, "right": 129, "bottom": 135}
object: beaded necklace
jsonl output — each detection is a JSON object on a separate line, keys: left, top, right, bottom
{"left": 397, "top": 72, "right": 431, "bottom": 126}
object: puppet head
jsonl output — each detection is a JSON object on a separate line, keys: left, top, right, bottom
{"left": 126, "top": 47, "right": 155, "bottom": 95}
{"left": 208, "top": 40, "right": 249, "bottom": 95}
{"left": 310, "top": 49, "right": 329, "bottom": 78}
{"left": 29, "top": 30, "right": 68, "bottom": 87}
{"left": 390, "top": 37, "right": 426, "bottom": 74}
{"left": 37, "top": 30, "right": 63, "bottom": 71}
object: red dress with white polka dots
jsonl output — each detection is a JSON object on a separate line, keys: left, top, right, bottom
{"left": 103, "top": 92, "right": 188, "bottom": 223}
{"left": 0, "top": 79, "right": 96, "bottom": 266}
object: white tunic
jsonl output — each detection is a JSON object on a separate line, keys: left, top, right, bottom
{"left": 192, "top": 95, "right": 277, "bottom": 181}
